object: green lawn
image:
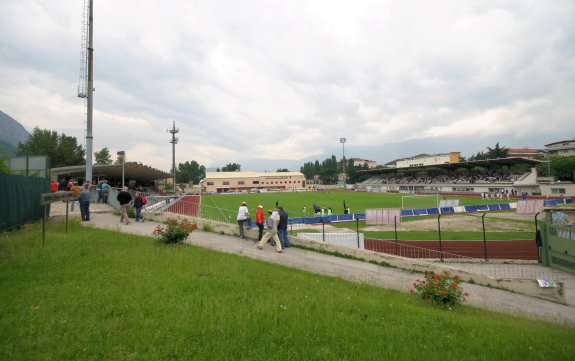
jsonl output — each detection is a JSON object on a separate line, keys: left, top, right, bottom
{"left": 1, "top": 221, "right": 574, "bottom": 360}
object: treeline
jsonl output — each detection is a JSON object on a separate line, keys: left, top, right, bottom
{"left": 299, "top": 156, "right": 372, "bottom": 184}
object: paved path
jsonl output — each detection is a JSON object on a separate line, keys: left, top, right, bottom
{"left": 51, "top": 203, "right": 575, "bottom": 327}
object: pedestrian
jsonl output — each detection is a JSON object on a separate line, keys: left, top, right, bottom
{"left": 133, "top": 192, "right": 144, "bottom": 222}
{"left": 302, "top": 205, "right": 307, "bottom": 216}
{"left": 50, "top": 180, "right": 58, "bottom": 192}
{"left": 257, "top": 209, "right": 282, "bottom": 253}
{"left": 69, "top": 181, "right": 82, "bottom": 212}
{"left": 117, "top": 186, "right": 132, "bottom": 225}
{"left": 77, "top": 182, "right": 91, "bottom": 222}
{"left": 101, "top": 180, "right": 110, "bottom": 203}
{"left": 236, "top": 201, "right": 250, "bottom": 239}
{"left": 277, "top": 206, "right": 290, "bottom": 248}
{"left": 255, "top": 205, "right": 265, "bottom": 241}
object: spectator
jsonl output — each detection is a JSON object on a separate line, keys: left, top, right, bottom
{"left": 236, "top": 201, "right": 250, "bottom": 239}
{"left": 117, "top": 187, "right": 132, "bottom": 225}
{"left": 255, "top": 205, "right": 265, "bottom": 241}
{"left": 277, "top": 206, "right": 290, "bottom": 248}
{"left": 77, "top": 182, "right": 91, "bottom": 222}
{"left": 257, "top": 209, "right": 282, "bottom": 253}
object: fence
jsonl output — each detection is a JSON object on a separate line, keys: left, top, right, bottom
{"left": 0, "top": 173, "right": 50, "bottom": 231}
{"left": 538, "top": 208, "right": 575, "bottom": 275}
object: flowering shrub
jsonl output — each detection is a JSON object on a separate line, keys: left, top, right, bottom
{"left": 153, "top": 218, "right": 196, "bottom": 244}
{"left": 412, "top": 271, "right": 469, "bottom": 307}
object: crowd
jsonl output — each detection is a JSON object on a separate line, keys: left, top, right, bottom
{"left": 364, "top": 172, "right": 525, "bottom": 185}
{"left": 236, "top": 201, "right": 291, "bottom": 253}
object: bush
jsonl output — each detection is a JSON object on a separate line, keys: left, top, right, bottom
{"left": 412, "top": 271, "right": 468, "bottom": 307}
{"left": 153, "top": 218, "right": 196, "bottom": 244}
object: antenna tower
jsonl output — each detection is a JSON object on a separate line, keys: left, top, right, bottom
{"left": 168, "top": 121, "right": 180, "bottom": 192}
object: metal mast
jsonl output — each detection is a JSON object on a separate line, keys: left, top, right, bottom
{"left": 78, "top": 0, "right": 94, "bottom": 183}
{"left": 168, "top": 121, "right": 179, "bottom": 192}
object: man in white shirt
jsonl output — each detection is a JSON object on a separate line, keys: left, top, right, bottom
{"left": 236, "top": 201, "right": 250, "bottom": 239}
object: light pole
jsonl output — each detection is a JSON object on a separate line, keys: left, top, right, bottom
{"left": 340, "top": 138, "right": 346, "bottom": 185}
{"left": 117, "top": 151, "right": 125, "bottom": 188}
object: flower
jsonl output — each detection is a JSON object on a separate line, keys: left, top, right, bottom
{"left": 152, "top": 218, "right": 196, "bottom": 244}
{"left": 411, "top": 271, "right": 467, "bottom": 307}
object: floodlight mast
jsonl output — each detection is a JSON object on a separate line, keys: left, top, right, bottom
{"left": 168, "top": 121, "right": 179, "bottom": 192}
{"left": 340, "top": 138, "right": 346, "bottom": 184}
{"left": 78, "top": 0, "right": 94, "bottom": 183}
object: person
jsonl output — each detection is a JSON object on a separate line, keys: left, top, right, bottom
{"left": 58, "top": 177, "right": 69, "bottom": 191}
{"left": 101, "top": 180, "right": 110, "bottom": 203}
{"left": 277, "top": 206, "right": 290, "bottom": 248}
{"left": 133, "top": 192, "right": 144, "bottom": 222}
{"left": 77, "top": 182, "right": 91, "bottom": 221}
{"left": 302, "top": 205, "right": 307, "bottom": 216}
{"left": 96, "top": 180, "right": 104, "bottom": 203}
{"left": 255, "top": 205, "right": 265, "bottom": 241}
{"left": 69, "top": 181, "right": 82, "bottom": 212}
{"left": 117, "top": 186, "right": 132, "bottom": 225}
{"left": 328, "top": 207, "right": 332, "bottom": 216}
{"left": 236, "top": 201, "right": 249, "bottom": 239}
{"left": 50, "top": 180, "right": 58, "bottom": 192}
{"left": 257, "top": 209, "right": 282, "bottom": 253}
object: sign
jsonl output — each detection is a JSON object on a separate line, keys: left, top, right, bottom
{"left": 40, "top": 191, "right": 72, "bottom": 205}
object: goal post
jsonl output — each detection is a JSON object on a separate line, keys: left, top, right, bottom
{"left": 401, "top": 194, "right": 439, "bottom": 210}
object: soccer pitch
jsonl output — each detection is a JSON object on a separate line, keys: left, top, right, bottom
{"left": 201, "top": 191, "right": 510, "bottom": 216}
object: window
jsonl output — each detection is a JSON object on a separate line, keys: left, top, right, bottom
{"left": 238, "top": 181, "right": 245, "bottom": 185}
{"left": 253, "top": 181, "right": 259, "bottom": 184}
{"left": 207, "top": 182, "right": 214, "bottom": 186}
{"left": 551, "top": 188, "right": 566, "bottom": 194}
{"left": 223, "top": 181, "right": 229, "bottom": 185}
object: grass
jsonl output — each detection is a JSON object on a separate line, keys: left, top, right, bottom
{"left": 1, "top": 220, "right": 574, "bottom": 360}
{"left": 202, "top": 191, "right": 512, "bottom": 217}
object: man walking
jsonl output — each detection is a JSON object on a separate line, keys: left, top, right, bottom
{"left": 255, "top": 205, "right": 265, "bottom": 241}
{"left": 117, "top": 186, "right": 132, "bottom": 225}
{"left": 77, "top": 182, "right": 91, "bottom": 222}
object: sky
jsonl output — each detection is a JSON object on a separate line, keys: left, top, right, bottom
{"left": 1, "top": 0, "right": 574, "bottom": 172}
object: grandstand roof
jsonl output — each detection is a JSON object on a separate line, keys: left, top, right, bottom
{"left": 358, "top": 157, "right": 543, "bottom": 175}
{"left": 51, "top": 162, "right": 171, "bottom": 182}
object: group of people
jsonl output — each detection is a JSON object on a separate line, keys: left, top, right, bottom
{"left": 236, "top": 201, "right": 290, "bottom": 253}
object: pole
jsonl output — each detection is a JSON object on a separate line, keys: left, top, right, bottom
{"left": 122, "top": 156, "right": 125, "bottom": 188}
{"left": 394, "top": 215, "right": 398, "bottom": 256}
{"left": 85, "top": 0, "right": 94, "bottom": 183}
{"left": 438, "top": 214, "right": 443, "bottom": 262}
{"left": 481, "top": 213, "right": 488, "bottom": 261}
{"left": 356, "top": 218, "right": 360, "bottom": 248}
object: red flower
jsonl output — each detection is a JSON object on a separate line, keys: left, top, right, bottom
{"left": 451, "top": 284, "right": 457, "bottom": 289}
{"left": 441, "top": 290, "right": 447, "bottom": 295}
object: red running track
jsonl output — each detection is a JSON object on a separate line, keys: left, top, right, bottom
{"left": 365, "top": 239, "right": 538, "bottom": 260}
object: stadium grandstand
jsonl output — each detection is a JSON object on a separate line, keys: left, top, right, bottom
{"left": 355, "top": 157, "right": 575, "bottom": 197}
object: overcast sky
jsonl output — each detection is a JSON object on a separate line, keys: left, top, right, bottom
{"left": 1, "top": 0, "right": 574, "bottom": 172}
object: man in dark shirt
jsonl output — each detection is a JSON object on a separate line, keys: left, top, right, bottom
{"left": 277, "top": 206, "right": 290, "bottom": 248}
{"left": 116, "top": 187, "right": 132, "bottom": 225}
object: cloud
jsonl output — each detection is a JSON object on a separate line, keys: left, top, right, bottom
{"left": 1, "top": 0, "right": 574, "bottom": 172}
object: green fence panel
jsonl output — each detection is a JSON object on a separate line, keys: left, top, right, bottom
{"left": 0, "top": 173, "right": 50, "bottom": 231}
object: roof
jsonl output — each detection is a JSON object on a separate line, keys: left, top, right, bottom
{"left": 51, "top": 162, "right": 171, "bottom": 182}
{"left": 358, "top": 157, "right": 544, "bottom": 175}
{"left": 545, "top": 140, "right": 575, "bottom": 147}
{"left": 205, "top": 171, "right": 304, "bottom": 179}
{"left": 508, "top": 148, "right": 540, "bottom": 153}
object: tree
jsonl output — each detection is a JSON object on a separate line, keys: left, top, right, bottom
{"left": 551, "top": 156, "right": 575, "bottom": 181}
{"left": 0, "top": 159, "right": 9, "bottom": 173}
{"left": 276, "top": 168, "right": 289, "bottom": 172}
{"left": 177, "top": 160, "right": 206, "bottom": 184}
{"left": 485, "top": 142, "right": 509, "bottom": 159}
{"left": 94, "top": 147, "right": 113, "bottom": 165}
{"left": 16, "top": 127, "right": 85, "bottom": 168}
{"left": 222, "top": 163, "right": 241, "bottom": 172}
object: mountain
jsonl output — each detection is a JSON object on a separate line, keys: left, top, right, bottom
{"left": 0, "top": 110, "right": 30, "bottom": 157}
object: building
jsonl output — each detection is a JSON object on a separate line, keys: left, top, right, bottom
{"left": 508, "top": 148, "right": 543, "bottom": 159}
{"left": 544, "top": 140, "right": 575, "bottom": 158}
{"left": 201, "top": 171, "right": 306, "bottom": 193}
{"left": 351, "top": 158, "right": 377, "bottom": 168}
{"left": 395, "top": 152, "right": 460, "bottom": 168}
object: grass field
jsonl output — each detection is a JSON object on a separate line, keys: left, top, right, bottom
{"left": 202, "top": 191, "right": 511, "bottom": 217}
{"left": 1, "top": 221, "right": 574, "bottom": 360}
